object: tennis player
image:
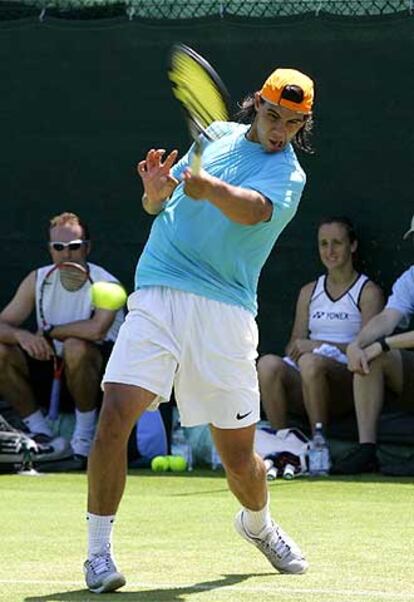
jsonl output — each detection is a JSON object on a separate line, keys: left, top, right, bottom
{"left": 85, "top": 67, "right": 315, "bottom": 593}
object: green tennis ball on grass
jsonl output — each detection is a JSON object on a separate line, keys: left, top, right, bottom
{"left": 151, "top": 456, "right": 169, "bottom": 472}
{"left": 90, "top": 281, "right": 127, "bottom": 311}
{"left": 168, "top": 455, "right": 187, "bottom": 472}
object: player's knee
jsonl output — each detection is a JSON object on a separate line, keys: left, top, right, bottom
{"left": 95, "top": 394, "right": 136, "bottom": 446}
{"left": 223, "top": 449, "right": 257, "bottom": 480}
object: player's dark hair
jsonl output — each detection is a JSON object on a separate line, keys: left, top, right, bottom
{"left": 48, "top": 212, "right": 90, "bottom": 241}
{"left": 318, "top": 216, "right": 357, "bottom": 244}
{"left": 236, "top": 94, "right": 314, "bottom": 154}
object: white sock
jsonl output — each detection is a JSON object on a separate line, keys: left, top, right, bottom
{"left": 23, "top": 410, "right": 52, "bottom": 437}
{"left": 242, "top": 497, "right": 272, "bottom": 536}
{"left": 87, "top": 512, "right": 115, "bottom": 558}
{"left": 72, "top": 409, "right": 97, "bottom": 441}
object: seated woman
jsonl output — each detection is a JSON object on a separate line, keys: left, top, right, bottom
{"left": 257, "top": 216, "right": 384, "bottom": 434}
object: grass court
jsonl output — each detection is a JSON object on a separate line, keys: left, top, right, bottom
{"left": 1, "top": 470, "right": 413, "bottom": 601}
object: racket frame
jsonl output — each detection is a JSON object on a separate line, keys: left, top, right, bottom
{"left": 168, "top": 43, "right": 230, "bottom": 174}
{"left": 37, "top": 261, "right": 93, "bottom": 422}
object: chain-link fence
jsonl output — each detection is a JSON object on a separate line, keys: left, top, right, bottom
{"left": 0, "top": 0, "right": 413, "bottom": 20}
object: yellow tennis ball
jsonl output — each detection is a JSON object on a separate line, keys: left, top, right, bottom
{"left": 151, "top": 456, "right": 169, "bottom": 472}
{"left": 90, "top": 281, "right": 127, "bottom": 311}
{"left": 168, "top": 455, "right": 187, "bottom": 472}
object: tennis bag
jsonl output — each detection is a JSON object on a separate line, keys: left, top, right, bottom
{"left": 0, "top": 414, "right": 39, "bottom": 473}
{"left": 255, "top": 427, "right": 310, "bottom": 476}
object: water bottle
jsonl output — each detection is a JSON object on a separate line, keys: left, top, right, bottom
{"left": 211, "top": 442, "right": 222, "bottom": 470}
{"left": 264, "top": 457, "right": 277, "bottom": 481}
{"left": 308, "top": 422, "right": 330, "bottom": 476}
{"left": 283, "top": 463, "right": 296, "bottom": 480}
{"left": 171, "top": 424, "right": 193, "bottom": 471}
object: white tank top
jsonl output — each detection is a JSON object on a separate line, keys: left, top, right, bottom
{"left": 308, "top": 273, "right": 369, "bottom": 344}
{"left": 35, "top": 262, "right": 124, "bottom": 353}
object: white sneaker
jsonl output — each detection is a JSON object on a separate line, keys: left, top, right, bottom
{"left": 234, "top": 509, "right": 308, "bottom": 574}
{"left": 29, "top": 434, "right": 72, "bottom": 463}
{"left": 84, "top": 553, "right": 126, "bottom": 594}
{"left": 71, "top": 435, "right": 93, "bottom": 457}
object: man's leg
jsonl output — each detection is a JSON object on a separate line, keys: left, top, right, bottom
{"left": 211, "top": 423, "right": 308, "bottom": 574}
{"left": 257, "top": 354, "right": 303, "bottom": 429}
{"left": 0, "top": 342, "right": 56, "bottom": 437}
{"left": 334, "top": 350, "right": 404, "bottom": 475}
{"left": 0, "top": 343, "right": 41, "bottom": 420}
{"left": 353, "top": 351, "right": 403, "bottom": 443}
{"left": 63, "top": 338, "right": 104, "bottom": 459}
{"left": 85, "top": 382, "right": 156, "bottom": 593}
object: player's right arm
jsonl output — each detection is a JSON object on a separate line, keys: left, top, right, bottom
{"left": 285, "top": 282, "right": 314, "bottom": 362}
{"left": 137, "top": 148, "right": 179, "bottom": 215}
{"left": 0, "top": 271, "right": 52, "bottom": 360}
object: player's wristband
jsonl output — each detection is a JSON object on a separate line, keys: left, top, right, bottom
{"left": 42, "top": 325, "right": 54, "bottom": 339}
{"left": 376, "top": 335, "right": 390, "bottom": 352}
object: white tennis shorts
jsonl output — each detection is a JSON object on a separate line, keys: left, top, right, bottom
{"left": 102, "top": 286, "right": 260, "bottom": 428}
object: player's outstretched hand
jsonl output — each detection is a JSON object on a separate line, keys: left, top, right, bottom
{"left": 137, "top": 149, "right": 179, "bottom": 204}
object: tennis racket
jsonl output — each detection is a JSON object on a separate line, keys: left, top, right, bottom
{"left": 168, "top": 43, "right": 230, "bottom": 174}
{"left": 38, "top": 261, "right": 93, "bottom": 421}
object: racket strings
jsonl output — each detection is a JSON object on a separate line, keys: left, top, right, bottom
{"left": 169, "top": 54, "right": 229, "bottom": 127}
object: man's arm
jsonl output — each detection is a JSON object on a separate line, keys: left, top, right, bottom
{"left": 347, "top": 307, "right": 403, "bottom": 374}
{"left": 49, "top": 309, "right": 117, "bottom": 343}
{"left": 137, "top": 149, "right": 179, "bottom": 215}
{"left": 183, "top": 170, "right": 272, "bottom": 225}
{"left": 364, "top": 329, "right": 414, "bottom": 363}
{"left": 0, "top": 271, "right": 53, "bottom": 360}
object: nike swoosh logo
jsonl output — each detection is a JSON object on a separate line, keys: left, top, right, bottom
{"left": 236, "top": 411, "right": 252, "bottom": 420}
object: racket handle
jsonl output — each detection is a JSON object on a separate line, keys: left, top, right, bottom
{"left": 48, "top": 378, "right": 62, "bottom": 422}
{"left": 191, "top": 151, "right": 202, "bottom": 175}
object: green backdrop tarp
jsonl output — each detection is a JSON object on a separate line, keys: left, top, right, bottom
{"left": 0, "top": 16, "right": 413, "bottom": 352}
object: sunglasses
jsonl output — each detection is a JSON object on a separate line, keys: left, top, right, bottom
{"left": 49, "top": 239, "right": 88, "bottom": 252}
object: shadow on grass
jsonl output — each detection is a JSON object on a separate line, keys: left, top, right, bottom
{"left": 25, "top": 572, "right": 275, "bottom": 601}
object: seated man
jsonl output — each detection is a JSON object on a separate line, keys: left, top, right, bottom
{"left": 258, "top": 216, "right": 383, "bottom": 434}
{"left": 339, "top": 216, "right": 414, "bottom": 474}
{"left": 0, "top": 212, "right": 124, "bottom": 467}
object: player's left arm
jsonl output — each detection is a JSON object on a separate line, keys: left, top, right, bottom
{"left": 46, "top": 309, "right": 117, "bottom": 343}
{"left": 183, "top": 169, "right": 272, "bottom": 225}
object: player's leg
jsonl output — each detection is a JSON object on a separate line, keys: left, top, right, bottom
{"left": 298, "top": 352, "right": 353, "bottom": 431}
{"left": 88, "top": 384, "right": 156, "bottom": 515}
{"left": 257, "top": 354, "right": 304, "bottom": 429}
{"left": 84, "top": 287, "right": 178, "bottom": 593}
{"left": 334, "top": 350, "right": 404, "bottom": 474}
{"left": 85, "top": 383, "right": 155, "bottom": 594}
{"left": 175, "top": 294, "right": 307, "bottom": 574}
{"left": 212, "top": 423, "right": 308, "bottom": 574}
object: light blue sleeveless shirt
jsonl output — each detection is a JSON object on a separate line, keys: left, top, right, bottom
{"left": 135, "top": 122, "right": 306, "bottom": 315}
